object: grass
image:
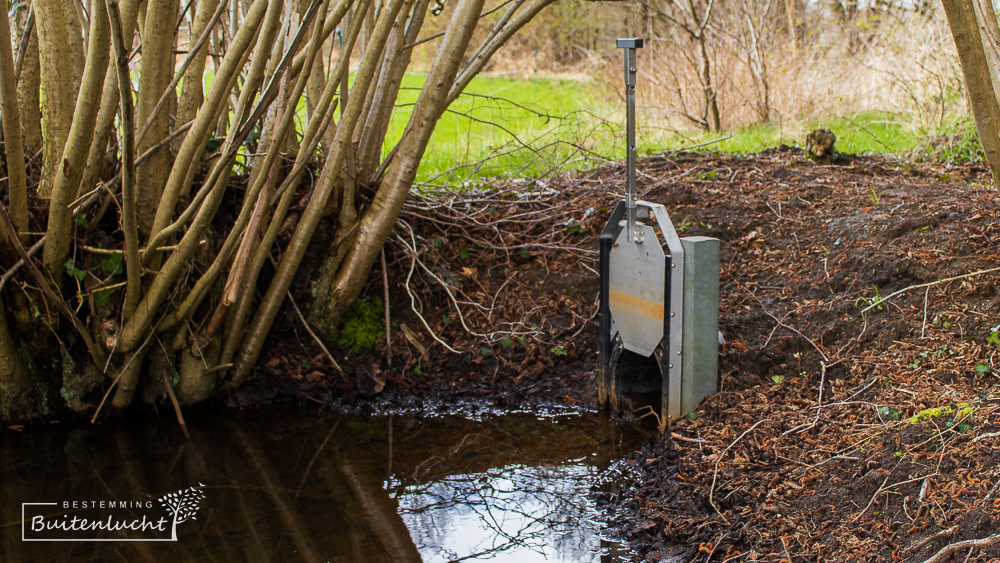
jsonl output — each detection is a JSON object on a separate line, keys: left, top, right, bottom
{"left": 385, "top": 75, "right": 983, "bottom": 186}
{"left": 212, "top": 68, "right": 982, "bottom": 185}
{"left": 384, "top": 73, "right": 619, "bottom": 186}
{"left": 640, "top": 111, "right": 982, "bottom": 161}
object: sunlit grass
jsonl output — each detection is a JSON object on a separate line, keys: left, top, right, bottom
{"left": 387, "top": 75, "right": 980, "bottom": 187}
{"left": 385, "top": 74, "right": 619, "bottom": 186}
{"left": 212, "top": 69, "right": 980, "bottom": 186}
{"left": 639, "top": 111, "right": 979, "bottom": 159}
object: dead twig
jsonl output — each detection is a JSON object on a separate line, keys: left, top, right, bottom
{"left": 906, "top": 525, "right": 957, "bottom": 556}
{"left": 918, "top": 533, "right": 1000, "bottom": 563}
{"left": 709, "top": 419, "right": 767, "bottom": 522}
{"left": 160, "top": 368, "right": 190, "bottom": 440}
{"left": 286, "top": 290, "right": 344, "bottom": 378}
{"left": 381, "top": 248, "right": 392, "bottom": 365}
{"left": 861, "top": 266, "right": 1000, "bottom": 313}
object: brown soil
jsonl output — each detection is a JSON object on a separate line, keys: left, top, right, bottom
{"left": 252, "top": 147, "right": 1000, "bottom": 562}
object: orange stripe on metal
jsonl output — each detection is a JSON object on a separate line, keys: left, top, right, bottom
{"left": 608, "top": 289, "right": 664, "bottom": 322}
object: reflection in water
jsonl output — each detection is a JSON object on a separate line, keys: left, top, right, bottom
{"left": 0, "top": 406, "right": 645, "bottom": 562}
{"left": 399, "top": 464, "right": 596, "bottom": 562}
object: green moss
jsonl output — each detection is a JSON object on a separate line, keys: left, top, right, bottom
{"left": 334, "top": 298, "right": 385, "bottom": 354}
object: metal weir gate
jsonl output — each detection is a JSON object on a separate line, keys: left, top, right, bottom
{"left": 598, "top": 39, "right": 720, "bottom": 432}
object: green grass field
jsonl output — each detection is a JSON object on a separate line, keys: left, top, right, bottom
{"left": 218, "top": 69, "right": 981, "bottom": 185}
{"left": 384, "top": 74, "right": 983, "bottom": 186}
{"left": 643, "top": 111, "right": 981, "bottom": 163}
{"left": 384, "top": 74, "right": 620, "bottom": 186}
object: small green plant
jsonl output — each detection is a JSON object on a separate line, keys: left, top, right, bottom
{"left": 413, "top": 365, "right": 423, "bottom": 376}
{"left": 676, "top": 217, "right": 692, "bottom": 233}
{"left": 856, "top": 284, "right": 885, "bottom": 311}
{"left": 974, "top": 362, "right": 992, "bottom": 377}
{"left": 63, "top": 259, "right": 87, "bottom": 282}
{"left": 931, "top": 314, "right": 951, "bottom": 328}
{"left": 519, "top": 248, "right": 530, "bottom": 259}
{"left": 868, "top": 188, "right": 881, "bottom": 204}
{"left": 499, "top": 337, "right": 513, "bottom": 349}
{"left": 908, "top": 358, "right": 921, "bottom": 369}
{"left": 877, "top": 406, "right": 901, "bottom": 421}
{"left": 550, "top": 345, "right": 567, "bottom": 357}
{"left": 564, "top": 218, "right": 586, "bottom": 235}
{"left": 94, "top": 288, "right": 111, "bottom": 304}
{"left": 334, "top": 298, "right": 385, "bottom": 354}
{"left": 687, "top": 411, "right": 698, "bottom": 421}
{"left": 987, "top": 330, "right": 1000, "bottom": 346}
{"left": 480, "top": 346, "right": 492, "bottom": 356}
{"left": 100, "top": 252, "right": 123, "bottom": 276}
{"left": 770, "top": 374, "right": 785, "bottom": 384}
{"left": 934, "top": 344, "right": 953, "bottom": 359}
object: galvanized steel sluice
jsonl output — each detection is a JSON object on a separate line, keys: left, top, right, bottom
{"left": 599, "top": 39, "right": 721, "bottom": 432}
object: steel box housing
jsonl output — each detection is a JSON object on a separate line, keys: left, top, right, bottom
{"left": 598, "top": 200, "right": 719, "bottom": 431}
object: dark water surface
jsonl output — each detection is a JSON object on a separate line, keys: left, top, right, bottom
{"left": 1, "top": 405, "right": 646, "bottom": 562}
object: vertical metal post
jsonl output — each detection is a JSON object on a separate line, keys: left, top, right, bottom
{"left": 617, "top": 38, "right": 643, "bottom": 243}
{"left": 598, "top": 231, "right": 613, "bottom": 407}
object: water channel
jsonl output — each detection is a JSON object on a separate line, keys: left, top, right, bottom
{"left": 1, "top": 405, "right": 647, "bottom": 562}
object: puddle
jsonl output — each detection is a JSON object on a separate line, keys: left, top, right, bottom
{"left": 1, "top": 406, "right": 647, "bottom": 562}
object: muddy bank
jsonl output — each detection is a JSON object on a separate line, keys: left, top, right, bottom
{"left": 243, "top": 147, "right": 1000, "bottom": 562}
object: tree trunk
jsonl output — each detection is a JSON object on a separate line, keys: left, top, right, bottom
{"left": 42, "top": 0, "right": 111, "bottom": 277}
{"left": 177, "top": 0, "right": 223, "bottom": 136}
{"left": 33, "top": 0, "right": 85, "bottom": 199}
{"left": 697, "top": 33, "right": 721, "bottom": 132}
{"left": 942, "top": 0, "right": 1000, "bottom": 184}
{"left": 0, "top": 4, "right": 28, "bottom": 239}
{"left": 11, "top": 1, "right": 41, "bottom": 153}
{"left": 135, "top": 0, "right": 180, "bottom": 232}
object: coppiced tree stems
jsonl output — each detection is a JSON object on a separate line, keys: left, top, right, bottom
{"left": 322, "top": 0, "right": 489, "bottom": 327}
{"left": 230, "top": 0, "right": 406, "bottom": 386}
{"left": 1, "top": 0, "right": 556, "bottom": 422}
{"left": 147, "top": 0, "right": 270, "bottom": 246}
{"left": 176, "top": 0, "right": 224, "bottom": 135}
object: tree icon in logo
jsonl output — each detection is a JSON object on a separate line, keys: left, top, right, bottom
{"left": 158, "top": 484, "right": 207, "bottom": 540}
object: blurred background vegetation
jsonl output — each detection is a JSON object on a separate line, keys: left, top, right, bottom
{"left": 397, "top": 0, "right": 979, "bottom": 186}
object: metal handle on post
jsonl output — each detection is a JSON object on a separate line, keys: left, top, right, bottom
{"left": 616, "top": 38, "right": 642, "bottom": 243}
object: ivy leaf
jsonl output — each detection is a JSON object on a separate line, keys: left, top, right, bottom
{"left": 63, "top": 259, "right": 87, "bottom": 282}
{"left": 100, "top": 252, "right": 123, "bottom": 275}
{"left": 975, "top": 362, "right": 992, "bottom": 377}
